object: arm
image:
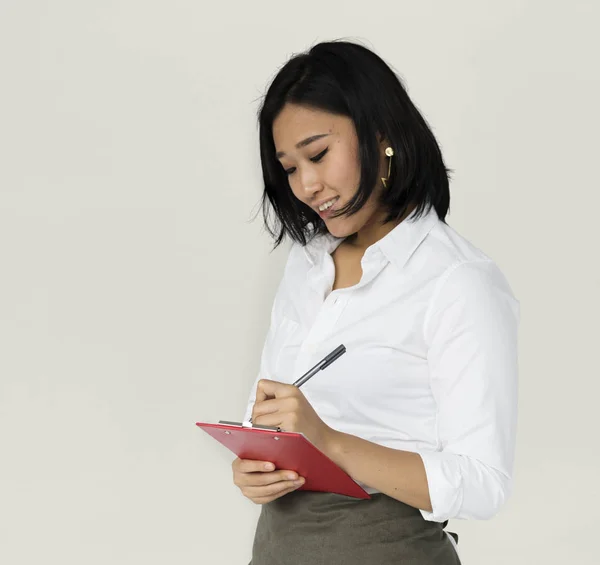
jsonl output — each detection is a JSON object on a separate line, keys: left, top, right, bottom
{"left": 233, "top": 246, "right": 308, "bottom": 505}
{"left": 417, "top": 259, "right": 519, "bottom": 521}
{"left": 324, "top": 430, "right": 433, "bottom": 511}
{"left": 322, "top": 260, "right": 519, "bottom": 521}
{"left": 252, "top": 382, "right": 433, "bottom": 511}
{"left": 242, "top": 245, "right": 300, "bottom": 422}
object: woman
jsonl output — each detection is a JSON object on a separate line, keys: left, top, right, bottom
{"left": 232, "top": 40, "right": 519, "bottom": 565}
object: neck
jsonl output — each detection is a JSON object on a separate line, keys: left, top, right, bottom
{"left": 345, "top": 203, "right": 416, "bottom": 251}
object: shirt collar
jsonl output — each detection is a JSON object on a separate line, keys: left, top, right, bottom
{"left": 302, "top": 204, "right": 439, "bottom": 271}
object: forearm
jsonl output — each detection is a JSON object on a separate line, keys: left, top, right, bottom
{"left": 324, "top": 429, "right": 432, "bottom": 512}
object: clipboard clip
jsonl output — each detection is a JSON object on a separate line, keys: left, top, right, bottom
{"left": 218, "top": 420, "right": 281, "bottom": 432}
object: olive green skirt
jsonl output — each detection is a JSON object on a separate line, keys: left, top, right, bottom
{"left": 249, "top": 491, "right": 460, "bottom": 565}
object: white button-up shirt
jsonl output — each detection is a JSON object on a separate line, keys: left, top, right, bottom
{"left": 244, "top": 205, "right": 519, "bottom": 523}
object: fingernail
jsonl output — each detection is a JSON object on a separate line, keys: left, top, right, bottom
{"left": 294, "top": 479, "right": 304, "bottom": 486}
{"left": 265, "top": 463, "right": 274, "bottom": 471}
{"left": 287, "top": 473, "right": 296, "bottom": 480}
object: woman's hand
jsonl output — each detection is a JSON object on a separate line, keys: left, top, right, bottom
{"left": 232, "top": 458, "right": 305, "bottom": 504}
{"left": 232, "top": 379, "right": 334, "bottom": 504}
{"left": 251, "top": 379, "right": 335, "bottom": 453}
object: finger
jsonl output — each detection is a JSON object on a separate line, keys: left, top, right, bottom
{"left": 236, "top": 469, "right": 299, "bottom": 487}
{"left": 243, "top": 477, "right": 305, "bottom": 499}
{"left": 253, "top": 485, "right": 300, "bottom": 504}
{"left": 252, "top": 397, "right": 285, "bottom": 419}
{"left": 252, "top": 482, "right": 305, "bottom": 504}
{"left": 256, "top": 379, "right": 296, "bottom": 401}
{"left": 254, "top": 379, "right": 278, "bottom": 403}
{"left": 235, "top": 459, "right": 276, "bottom": 473}
{"left": 252, "top": 412, "right": 286, "bottom": 429}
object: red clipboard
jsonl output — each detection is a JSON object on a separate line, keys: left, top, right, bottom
{"left": 196, "top": 421, "right": 370, "bottom": 499}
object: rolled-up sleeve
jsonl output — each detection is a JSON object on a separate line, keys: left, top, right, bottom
{"left": 419, "top": 259, "right": 519, "bottom": 522}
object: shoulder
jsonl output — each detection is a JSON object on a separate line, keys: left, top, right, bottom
{"left": 423, "top": 259, "right": 520, "bottom": 345}
{"left": 433, "top": 222, "right": 515, "bottom": 293}
{"left": 434, "top": 258, "right": 517, "bottom": 307}
{"left": 273, "top": 239, "right": 314, "bottom": 301}
{"left": 416, "top": 221, "right": 519, "bottom": 330}
{"left": 420, "top": 220, "right": 496, "bottom": 270}
{"left": 283, "top": 240, "right": 310, "bottom": 277}
{"left": 410, "top": 218, "right": 515, "bottom": 294}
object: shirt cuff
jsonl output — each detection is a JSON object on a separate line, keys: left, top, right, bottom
{"left": 418, "top": 451, "right": 464, "bottom": 522}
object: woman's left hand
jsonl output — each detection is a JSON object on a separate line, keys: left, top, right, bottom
{"left": 251, "top": 379, "right": 335, "bottom": 453}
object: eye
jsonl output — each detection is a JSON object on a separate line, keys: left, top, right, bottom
{"left": 283, "top": 148, "right": 329, "bottom": 176}
{"left": 310, "top": 148, "right": 328, "bottom": 163}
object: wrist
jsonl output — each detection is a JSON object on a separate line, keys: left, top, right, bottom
{"left": 321, "top": 426, "right": 344, "bottom": 463}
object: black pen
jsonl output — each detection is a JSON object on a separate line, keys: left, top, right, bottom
{"left": 293, "top": 344, "right": 346, "bottom": 387}
{"left": 247, "top": 344, "right": 346, "bottom": 424}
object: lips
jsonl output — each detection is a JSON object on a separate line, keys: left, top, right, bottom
{"left": 317, "top": 198, "right": 340, "bottom": 219}
{"left": 314, "top": 197, "right": 339, "bottom": 214}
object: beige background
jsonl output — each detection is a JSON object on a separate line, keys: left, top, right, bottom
{"left": 1, "top": 1, "right": 598, "bottom": 563}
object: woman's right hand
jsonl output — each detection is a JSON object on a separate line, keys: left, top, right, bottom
{"left": 232, "top": 458, "right": 305, "bottom": 504}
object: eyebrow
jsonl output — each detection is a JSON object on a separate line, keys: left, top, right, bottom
{"left": 275, "top": 133, "right": 330, "bottom": 159}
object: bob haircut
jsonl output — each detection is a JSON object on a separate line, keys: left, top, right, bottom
{"left": 257, "top": 39, "right": 451, "bottom": 248}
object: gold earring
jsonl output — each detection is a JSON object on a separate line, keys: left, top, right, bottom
{"left": 381, "top": 147, "right": 394, "bottom": 188}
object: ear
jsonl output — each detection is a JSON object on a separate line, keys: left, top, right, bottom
{"left": 376, "top": 131, "right": 390, "bottom": 148}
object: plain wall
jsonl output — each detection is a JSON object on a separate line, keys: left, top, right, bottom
{"left": 1, "top": 1, "right": 598, "bottom": 563}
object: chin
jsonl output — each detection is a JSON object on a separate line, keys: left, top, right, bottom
{"left": 325, "top": 221, "right": 354, "bottom": 239}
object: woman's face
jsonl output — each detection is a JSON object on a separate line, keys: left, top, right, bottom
{"left": 272, "top": 103, "right": 388, "bottom": 240}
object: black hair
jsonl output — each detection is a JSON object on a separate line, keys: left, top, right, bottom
{"left": 256, "top": 39, "right": 451, "bottom": 249}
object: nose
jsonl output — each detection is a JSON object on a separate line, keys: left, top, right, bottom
{"left": 297, "top": 168, "right": 323, "bottom": 200}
